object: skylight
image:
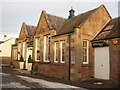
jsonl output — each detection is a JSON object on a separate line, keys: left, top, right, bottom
{"left": 104, "top": 25, "right": 114, "bottom": 31}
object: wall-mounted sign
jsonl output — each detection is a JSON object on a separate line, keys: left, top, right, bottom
{"left": 112, "top": 40, "right": 118, "bottom": 45}
{"left": 92, "top": 41, "right": 109, "bottom": 47}
{"left": 71, "top": 56, "right": 75, "bottom": 64}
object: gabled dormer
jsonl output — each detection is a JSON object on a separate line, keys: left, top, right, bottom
{"left": 19, "top": 22, "right": 36, "bottom": 40}
{"left": 35, "top": 10, "right": 66, "bottom": 36}
{"left": 19, "top": 22, "right": 28, "bottom": 40}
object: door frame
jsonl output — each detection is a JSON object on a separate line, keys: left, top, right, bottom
{"left": 26, "top": 47, "right": 33, "bottom": 69}
{"left": 94, "top": 46, "right": 110, "bottom": 80}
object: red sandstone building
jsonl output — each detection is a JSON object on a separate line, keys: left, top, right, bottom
{"left": 12, "top": 22, "right": 36, "bottom": 68}
{"left": 92, "top": 17, "right": 120, "bottom": 87}
{"left": 11, "top": 5, "right": 119, "bottom": 87}
{"left": 33, "top": 4, "right": 110, "bottom": 81}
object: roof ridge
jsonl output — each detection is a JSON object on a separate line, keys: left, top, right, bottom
{"left": 93, "top": 17, "right": 120, "bottom": 41}
{"left": 0, "top": 37, "right": 14, "bottom": 44}
{"left": 68, "top": 6, "right": 99, "bottom": 22}
{"left": 57, "top": 5, "right": 100, "bottom": 35}
{"left": 25, "top": 23, "right": 37, "bottom": 27}
{"left": 47, "top": 13, "right": 66, "bottom": 20}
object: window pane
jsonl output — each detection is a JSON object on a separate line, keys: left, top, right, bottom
{"left": 36, "top": 38, "right": 40, "bottom": 60}
{"left": 37, "top": 38, "right": 40, "bottom": 50}
{"left": 54, "top": 42, "right": 59, "bottom": 63}
{"left": 83, "top": 40, "right": 88, "bottom": 64}
{"left": 44, "top": 35, "right": 50, "bottom": 62}
{"left": 83, "top": 41, "right": 87, "bottom": 47}
{"left": 61, "top": 41, "right": 65, "bottom": 63}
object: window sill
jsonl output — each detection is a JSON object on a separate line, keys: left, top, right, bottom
{"left": 13, "top": 60, "right": 20, "bottom": 61}
{"left": 51, "top": 63, "right": 66, "bottom": 66}
{"left": 40, "top": 62, "right": 51, "bottom": 64}
{"left": 35, "top": 60, "right": 40, "bottom": 62}
{"left": 82, "top": 64, "right": 92, "bottom": 67}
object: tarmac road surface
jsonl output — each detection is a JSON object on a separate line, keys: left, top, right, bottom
{"left": 1, "top": 65, "right": 87, "bottom": 90}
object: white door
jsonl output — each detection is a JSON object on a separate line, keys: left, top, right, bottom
{"left": 94, "top": 47, "right": 110, "bottom": 80}
{"left": 26, "top": 47, "right": 33, "bottom": 69}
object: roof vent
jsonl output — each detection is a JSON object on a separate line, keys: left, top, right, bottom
{"left": 68, "top": 7, "right": 75, "bottom": 19}
{"left": 104, "top": 25, "right": 114, "bottom": 31}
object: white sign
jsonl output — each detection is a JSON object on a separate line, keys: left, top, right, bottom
{"left": 71, "top": 56, "right": 75, "bottom": 64}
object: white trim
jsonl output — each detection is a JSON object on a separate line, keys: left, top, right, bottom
{"left": 94, "top": 47, "right": 110, "bottom": 80}
{"left": 43, "top": 36, "right": 46, "bottom": 62}
{"left": 83, "top": 40, "right": 89, "bottom": 64}
{"left": 60, "top": 41, "right": 65, "bottom": 63}
{"left": 54, "top": 42, "right": 58, "bottom": 63}
{"left": 18, "top": 43, "right": 21, "bottom": 60}
{"left": 92, "top": 19, "right": 110, "bottom": 40}
{"left": 35, "top": 37, "right": 40, "bottom": 61}
{"left": 26, "top": 47, "right": 33, "bottom": 69}
{"left": 22, "top": 42, "right": 25, "bottom": 59}
{"left": 43, "top": 36, "right": 50, "bottom": 62}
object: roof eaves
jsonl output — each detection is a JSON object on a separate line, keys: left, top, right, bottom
{"left": 101, "top": 4, "right": 112, "bottom": 19}
{"left": 34, "top": 10, "right": 48, "bottom": 35}
{"left": 44, "top": 12, "right": 53, "bottom": 30}
{"left": 92, "top": 19, "right": 111, "bottom": 40}
{"left": 91, "top": 36, "right": 120, "bottom": 42}
{"left": 52, "top": 31, "right": 74, "bottom": 38}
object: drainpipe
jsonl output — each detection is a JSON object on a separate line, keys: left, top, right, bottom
{"left": 68, "top": 34, "right": 71, "bottom": 80}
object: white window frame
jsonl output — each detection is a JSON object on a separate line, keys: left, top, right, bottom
{"left": 83, "top": 40, "right": 89, "bottom": 64}
{"left": 54, "top": 41, "right": 59, "bottom": 63}
{"left": 43, "top": 35, "right": 50, "bottom": 62}
{"left": 22, "top": 42, "right": 26, "bottom": 59}
{"left": 35, "top": 37, "right": 40, "bottom": 61}
{"left": 104, "top": 25, "right": 114, "bottom": 31}
{"left": 60, "top": 40, "right": 66, "bottom": 63}
{"left": 18, "top": 43, "right": 21, "bottom": 60}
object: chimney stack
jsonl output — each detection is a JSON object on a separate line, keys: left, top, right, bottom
{"left": 3, "top": 35, "right": 7, "bottom": 41}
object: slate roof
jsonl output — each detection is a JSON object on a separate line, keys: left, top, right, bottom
{"left": 47, "top": 14, "right": 66, "bottom": 32}
{"left": 25, "top": 24, "right": 36, "bottom": 36}
{"left": 57, "top": 7, "right": 98, "bottom": 35}
{"left": 93, "top": 17, "right": 120, "bottom": 41}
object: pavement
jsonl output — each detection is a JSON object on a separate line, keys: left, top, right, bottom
{"left": 1, "top": 66, "right": 87, "bottom": 89}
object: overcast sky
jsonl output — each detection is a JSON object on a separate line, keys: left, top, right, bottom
{"left": 0, "top": 0, "right": 119, "bottom": 41}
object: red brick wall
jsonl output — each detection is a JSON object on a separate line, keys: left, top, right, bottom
{"left": 78, "top": 67, "right": 91, "bottom": 80}
{"left": 109, "top": 39, "right": 120, "bottom": 87}
{"left": 37, "top": 64, "right": 68, "bottom": 79}
{"left": 1, "top": 57, "right": 11, "bottom": 64}
{"left": 12, "top": 60, "right": 19, "bottom": 68}
{"left": 118, "top": 39, "right": 120, "bottom": 87}
{"left": 74, "top": 5, "right": 111, "bottom": 81}
{"left": 35, "top": 11, "right": 49, "bottom": 35}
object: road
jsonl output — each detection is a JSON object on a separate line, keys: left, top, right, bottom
{"left": 1, "top": 66, "right": 43, "bottom": 88}
{"left": 1, "top": 65, "right": 87, "bottom": 89}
